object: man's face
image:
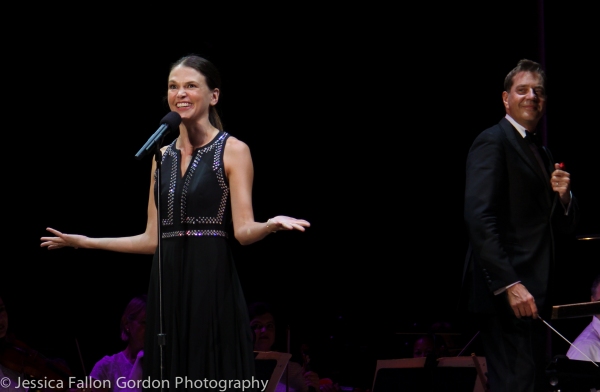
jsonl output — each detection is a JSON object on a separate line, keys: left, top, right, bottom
{"left": 502, "top": 71, "right": 546, "bottom": 130}
{"left": 127, "top": 309, "right": 146, "bottom": 350}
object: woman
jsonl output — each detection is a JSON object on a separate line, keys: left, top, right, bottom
{"left": 89, "top": 294, "right": 147, "bottom": 392}
{"left": 40, "top": 54, "right": 311, "bottom": 391}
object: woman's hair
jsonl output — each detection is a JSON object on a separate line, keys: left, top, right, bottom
{"left": 120, "top": 294, "right": 147, "bottom": 342}
{"left": 247, "top": 301, "right": 274, "bottom": 320}
{"left": 169, "top": 54, "right": 224, "bottom": 130}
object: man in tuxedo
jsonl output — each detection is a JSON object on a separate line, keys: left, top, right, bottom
{"left": 462, "top": 59, "right": 580, "bottom": 392}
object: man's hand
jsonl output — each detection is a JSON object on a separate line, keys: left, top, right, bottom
{"left": 551, "top": 163, "right": 572, "bottom": 205}
{"left": 506, "top": 283, "right": 538, "bottom": 318}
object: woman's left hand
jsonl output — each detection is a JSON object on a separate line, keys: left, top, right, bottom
{"left": 267, "top": 215, "right": 311, "bottom": 232}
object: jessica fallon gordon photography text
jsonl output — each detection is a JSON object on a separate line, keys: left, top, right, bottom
{"left": 5, "top": 376, "right": 269, "bottom": 391}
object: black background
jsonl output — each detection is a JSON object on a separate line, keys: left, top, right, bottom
{"left": 2, "top": 2, "right": 599, "bottom": 388}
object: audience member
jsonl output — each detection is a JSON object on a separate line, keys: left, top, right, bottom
{"left": 566, "top": 274, "right": 600, "bottom": 362}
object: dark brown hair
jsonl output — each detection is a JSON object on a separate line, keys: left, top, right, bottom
{"left": 504, "top": 59, "right": 547, "bottom": 93}
{"left": 120, "top": 294, "right": 147, "bottom": 342}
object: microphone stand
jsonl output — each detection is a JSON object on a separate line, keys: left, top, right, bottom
{"left": 153, "top": 143, "right": 167, "bottom": 392}
{"left": 136, "top": 132, "right": 168, "bottom": 392}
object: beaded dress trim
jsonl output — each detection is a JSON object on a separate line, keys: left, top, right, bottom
{"left": 156, "top": 132, "right": 230, "bottom": 239}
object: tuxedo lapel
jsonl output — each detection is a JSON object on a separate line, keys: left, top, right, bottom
{"left": 500, "top": 118, "right": 551, "bottom": 187}
{"left": 499, "top": 119, "right": 556, "bottom": 213}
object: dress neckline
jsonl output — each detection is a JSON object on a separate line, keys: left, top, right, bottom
{"left": 174, "top": 130, "right": 224, "bottom": 152}
{"left": 171, "top": 131, "right": 226, "bottom": 180}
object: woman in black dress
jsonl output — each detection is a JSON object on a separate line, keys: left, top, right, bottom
{"left": 41, "top": 54, "right": 310, "bottom": 391}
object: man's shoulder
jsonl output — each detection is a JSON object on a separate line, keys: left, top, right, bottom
{"left": 475, "top": 118, "right": 515, "bottom": 140}
{"left": 573, "top": 319, "right": 599, "bottom": 342}
{"left": 471, "top": 120, "right": 506, "bottom": 142}
{"left": 487, "top": 117, "right": 512, "bottom": 132}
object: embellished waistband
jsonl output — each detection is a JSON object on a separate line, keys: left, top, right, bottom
{"left": 162, "top": 230, "right": 229, "bottom": 239}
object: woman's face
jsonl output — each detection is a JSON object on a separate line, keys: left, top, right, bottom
{"left": 0, "top": 297, "right": 7, "bottom": 339}
{"left": 250, "top": 313, "right": 276, "bottom": 352}
{"left": 126, "top": 309, "right": 146, "bottom": 351}
{"left": 167, "top": 65, "right": 219, "bottom": 123}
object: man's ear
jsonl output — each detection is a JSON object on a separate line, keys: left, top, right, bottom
{"left": 502, "top": 91, "right": 509, "bottom": 110}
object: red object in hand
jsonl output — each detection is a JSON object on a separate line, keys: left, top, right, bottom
{"left": 559, "top": 162, "right": 565, "bottom": 169}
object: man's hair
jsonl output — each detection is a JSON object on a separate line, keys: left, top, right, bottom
{"left": 504, "top": 59, "right": 547, "bottom": 92}
{"left": 591, "top": 274, "right": 600, "bottom": 300}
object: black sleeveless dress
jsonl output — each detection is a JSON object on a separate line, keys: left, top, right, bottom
{"left": 143, "top": 131, "right": 256, "bottom": 391}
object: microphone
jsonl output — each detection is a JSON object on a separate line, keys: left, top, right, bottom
{"left": 135, "top": 112, "right": 182, "bottom": 160}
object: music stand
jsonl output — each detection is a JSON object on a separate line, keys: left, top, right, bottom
{"left": 254, "top": 351, "right": 292, "bottom": 392}
{"left": 371, "top": 356, "right": 488, "bottom": 392}
{"left": 551, "top": 301, "right": 600, "bottom": 320}
{"left": 547, "top": 300, "right": 600, "bottom": 391}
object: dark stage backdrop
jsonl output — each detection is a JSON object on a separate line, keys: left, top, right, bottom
{"left": 3, "top": 2, "right": 598, "bottom": 388}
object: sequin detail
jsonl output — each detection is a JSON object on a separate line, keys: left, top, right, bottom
{"left": 162, "top": 230, "right": 228, "bottom": 239}
{"left": 181, "top": 133, "right": 229, "bottom": 225}
{"left": 160, "top": 133, "right": 229, "bottom": 228}
{"left": 164, "top": 146, "right": 179, "bottom": 226}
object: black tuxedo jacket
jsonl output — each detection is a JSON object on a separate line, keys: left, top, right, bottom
{"left": 462, "top": 117, "right": 580, "bottom": 315}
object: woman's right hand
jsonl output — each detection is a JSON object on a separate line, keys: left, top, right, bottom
{"left": 40, "top": 227, "right": 88, "bottom": 250}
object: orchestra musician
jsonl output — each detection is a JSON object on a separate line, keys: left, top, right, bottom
{"left": 566, "top": 273, "right": 600, "bottom": 362}
{"left": 0, "top": 294, "right": 77, "bottom": 392}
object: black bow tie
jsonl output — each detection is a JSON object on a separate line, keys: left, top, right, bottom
{"left": 524, "top": 130, "right": 551, "bottom": 175}
{"left": 525, "top": 131, "right": 543, "bottom": 147}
